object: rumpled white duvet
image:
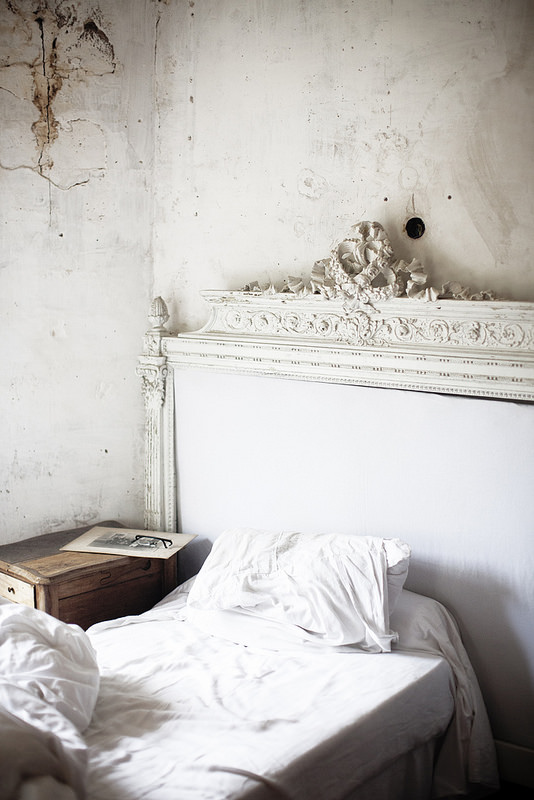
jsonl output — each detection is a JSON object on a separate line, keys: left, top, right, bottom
{"left": 0, "top": 599, "right": 100, "bottom": 800}
{"left": 0, "top": 586, "right": 498, "bottom": 800}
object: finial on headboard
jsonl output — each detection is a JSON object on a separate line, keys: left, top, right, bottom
{"left": 143, "top": 297, "right": 170, "bottom": 356}
{"left": 149, "top": 296, "right": 170, "bottom": 332}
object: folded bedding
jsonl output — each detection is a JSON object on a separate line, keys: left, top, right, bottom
{"left": 390, "top": 589, "right": 499, "bottom": 797}
{"left": 0, "top": 707, "right": 79, "bottom": 800}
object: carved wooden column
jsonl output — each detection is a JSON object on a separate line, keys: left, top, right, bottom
{"left": 137, "top": 297, "right": 175, "bottom": 531}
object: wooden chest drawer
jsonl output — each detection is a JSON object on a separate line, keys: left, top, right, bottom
{"left": 0, "top": 522, "right": 179, "bottom": 629}
{"left": 0, "top": 572, "right": 35, "bottom": 607}
{"left": 53, "top": 557, "right": 166, "bottom": 629}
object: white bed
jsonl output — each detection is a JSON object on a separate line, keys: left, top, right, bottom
{"left": 0, "top": 558, "right": 498, "bottom": 800}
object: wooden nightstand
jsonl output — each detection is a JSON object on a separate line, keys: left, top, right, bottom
{"left": 0, "top": 521, "right": 179, "bottom": 629}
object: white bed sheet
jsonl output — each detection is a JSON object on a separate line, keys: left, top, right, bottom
{"left": 85, "top": 582, "right": 457, "bottom": 800}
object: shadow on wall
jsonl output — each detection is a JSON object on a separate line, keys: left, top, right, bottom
{"left": 178, "top": 537, "right": 213, "bottom": 584}
{"left": 406, "top": 559, "right": 534, "bottom": 744}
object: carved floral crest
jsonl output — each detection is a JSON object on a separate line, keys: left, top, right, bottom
{"left": 243, "top": 220, "right": 498, "bottom": 307}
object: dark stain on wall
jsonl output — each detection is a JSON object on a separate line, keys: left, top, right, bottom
{"left": 3, "top": 2, "right": 116, "bottom": 181}
{"left": 32, "top": 15, "right": 62, "bottom": 169}
{"left": 79, "top": 18, "right": 115, "bottom": 63}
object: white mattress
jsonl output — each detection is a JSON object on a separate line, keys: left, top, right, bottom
{"left": 84, "top": 582, "right": 456, "bottom": 800}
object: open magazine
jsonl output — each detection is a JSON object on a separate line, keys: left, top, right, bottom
{"left": 61, "top": 525, "right": 196, "bottom": 559}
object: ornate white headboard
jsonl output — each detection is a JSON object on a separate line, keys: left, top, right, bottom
{"left": 137, "top": 222, "right": 534, "bottom": 786}
{"left": 138, "top": 221, "right": 534, "bottom": 532}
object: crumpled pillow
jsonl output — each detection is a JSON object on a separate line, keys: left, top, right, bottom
{"left": 187, "top": 528, "right": 410, "bottom": 652}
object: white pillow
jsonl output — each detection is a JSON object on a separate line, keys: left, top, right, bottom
{"left": 187, "top": 528, "right": 410, "bottom": 652}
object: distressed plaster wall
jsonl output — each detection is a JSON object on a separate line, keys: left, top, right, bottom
{"left": 0, "top": 0, "right": 158, "bottom": 541}
{"left": 3, "top": 0, "right": 531, "bottom": 539}
{"left": 153, "top": 0, "right": 534, "bottom": 332}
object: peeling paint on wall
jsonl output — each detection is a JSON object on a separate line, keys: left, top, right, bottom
{"left": 0, "top": 0, "right": 115, "bottom": 189}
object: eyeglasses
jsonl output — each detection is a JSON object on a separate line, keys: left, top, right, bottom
{"left": 133, "top": 534, "right": 173, "bottom": 549}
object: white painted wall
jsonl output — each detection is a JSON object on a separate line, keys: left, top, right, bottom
{"left": 0, "top": 0, "right": 158, "bottom": 541}
{"left": 153, "top": 0, "right": 534, "bottom": 332}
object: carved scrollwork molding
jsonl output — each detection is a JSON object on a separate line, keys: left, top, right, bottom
{"left": 210, "top": 299, "right": 534, "bottom": 352}
{"left": 163, "top": 289, "right": 534, "bottom": 402}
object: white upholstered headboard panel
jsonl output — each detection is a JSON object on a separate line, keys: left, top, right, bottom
{"left": 138, "top": 222, "right": 534, "bottom": 784}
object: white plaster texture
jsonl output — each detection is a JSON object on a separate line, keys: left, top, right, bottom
{"left": 152, "top": 0, "right": 534, "bottom": 332}
{"left": 0, "top": 0, "right": 158, "bottom": 540}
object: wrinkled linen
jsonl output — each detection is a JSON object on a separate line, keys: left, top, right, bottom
{"left": 390, "top": 590, "right": 499, "bottom": 797}
{"left": 84, "top": 581, "right": 496, "bottom": 800}
{"left": 0, "top": 708, "right": 79, "bottom": 800}
{"left": 0, "top": 599, "right": 100, "bottom": 800}
{"left": 187, "top": 529, "right": 411, "bottom": 652}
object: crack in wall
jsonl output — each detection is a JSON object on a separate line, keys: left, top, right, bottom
{"left": 0, "top": 159, "right": 90, "bottom": 189}
{"left": 1, "top": 2, "right": 115, "bottom": 191}
{"left": 33, "top": 14, "right": 62, "bottom": 174}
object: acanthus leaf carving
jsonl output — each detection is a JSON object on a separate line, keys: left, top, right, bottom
{"left": 137, "top": 362, "right": 168, "bottom": 409}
